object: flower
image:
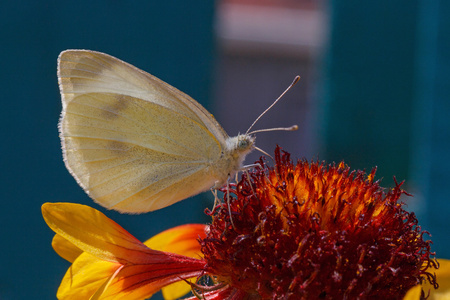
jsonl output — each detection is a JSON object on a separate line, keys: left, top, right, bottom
{"left": 42, "top": 202, "right": 207, "bottom": 300}
{"left": 44, "top": 146, "right": 448, "bottom": 299}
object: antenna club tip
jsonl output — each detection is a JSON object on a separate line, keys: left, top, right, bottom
{"left": 293, "top": 75, "right": 301, "bottom": 84}
{"left": 290, "top": 125, "right": 299, "bottom": 131}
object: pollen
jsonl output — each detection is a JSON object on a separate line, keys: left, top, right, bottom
{"left": 201, "top": 147, "right": 437, "bottom": 299}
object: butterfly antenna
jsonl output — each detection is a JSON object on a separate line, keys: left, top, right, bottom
{"left": 245, "top": 75, "right": 300, "bottom": 135}
{"left": 247, "top": 125, "right": 298, "bottom": 136}
{"left": 254, "top": 146, "right": 273, "bottom": 160}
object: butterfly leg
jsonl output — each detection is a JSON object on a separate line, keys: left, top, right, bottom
{"left": 242, "top": 162, "right": 262, "bottom": 192}
{"left": 241, "top": 163, "right": 261, "bottom": 171}
{"left": 210, "top": 187, "right": 221, "bottom": 212}
{"left": 243, "top": 169, "right": 257, "bottom": 197}
{"left": 226, "top": 175, "right": 236, "bottom": 229}
{"left": 211, "top": 178, "right": 236, "bottom": 229}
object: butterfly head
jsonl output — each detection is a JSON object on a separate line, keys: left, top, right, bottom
{"left": 221, "top": 134, "right": 255, "bottom": 177}
{"left": 236, "top": 134, "right": 255, "bottom": 154}
{"left": 224, "top": 134, "right": 255, "bottom": 159}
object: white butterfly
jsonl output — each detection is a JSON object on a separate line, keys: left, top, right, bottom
{"left": 58, "top": 50, "right": 298, "bottom": 213}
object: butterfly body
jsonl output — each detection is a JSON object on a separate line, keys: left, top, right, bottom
{"left": 58, "top": 50, "right": 255, "bottom": 213}
{"left": 211, "top": 134, "right": 255, "bottom": 185}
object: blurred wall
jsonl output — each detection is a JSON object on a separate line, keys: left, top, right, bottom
{"left": 0, "top": 2, "right": 215, "bottom": 299}
{"left": 214, "top": 1, "right": 326, "bottom": 165}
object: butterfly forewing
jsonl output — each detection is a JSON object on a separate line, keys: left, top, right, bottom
{"left": 58, "top": 50, "right": 229, "bottom": 142}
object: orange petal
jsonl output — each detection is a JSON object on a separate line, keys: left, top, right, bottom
{"left": 43, "top": 203, "right": 208, "bottom": 299}
{"left": 42, "top": 202, "right": 155, "bottom": 264}
{"left": 144, "top": 224, "right": 206, "bottom": 299}
{"left": 96, "top": 256, "right": 206, "bottom": 300}
{"left": 145, "top": 224, "right": 206, "bottom": 258}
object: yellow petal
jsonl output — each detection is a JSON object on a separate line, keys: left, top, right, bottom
{"left": 52, "top": 234, "right": 83, "bottom": 263}
{"left": 403, "top": 285, "right": 422, "bottom": 300}
{"left": 57, "top": 252, "right": 121, "bottom": 300}
{"left": 162, "top": 279, "right": 195, "bottom": 300}
{"left": 90, "top": 265, "right": 124, "bottom": 300}
{"left": 425, "top": 259, "right": 450, "bottom": 300}
{"left": 42, "top": 202, "right": 154, "bottom": 264}
{"left": 143, "top": 224, "right": 206, "bottom": 299}
{"left": 404, "top": 259, "right": 450, "bottom": 300}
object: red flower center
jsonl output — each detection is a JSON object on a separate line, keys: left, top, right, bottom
{"left": 200, "top": 147, "right": 437, "bottom": 299}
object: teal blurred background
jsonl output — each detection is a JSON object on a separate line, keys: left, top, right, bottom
{"left": 0, "top": 2, "right": 216, "bottom": 299}
{"left": 1, "top": 1, "right": 449, "bottom": 299}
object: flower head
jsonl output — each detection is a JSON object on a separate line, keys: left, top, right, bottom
{"left": 201, "top": 147, "right": 438, "bottom": 299}
{"left": 44, "top": 147, "right": 444, "bottom": 299}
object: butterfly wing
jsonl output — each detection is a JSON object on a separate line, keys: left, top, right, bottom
{"left": 58, "top": 50, "right": 228, "bottom": 213}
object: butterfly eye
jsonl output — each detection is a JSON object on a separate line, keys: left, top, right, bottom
{"left": 238, "top": 139, "right": 249, "bottom": 149}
